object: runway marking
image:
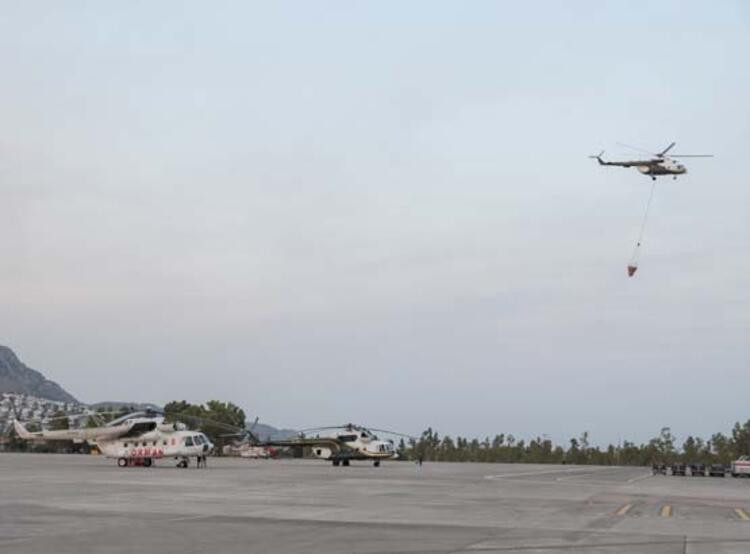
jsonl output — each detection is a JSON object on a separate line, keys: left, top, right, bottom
{"left": 735, "top": 508, "right": 750, "bottom": 521}
{"left": 615, "top": 503, "right": 632, "bottom": 516}
{"left": 484, "top": 467, "right": 609, "bottom": 480}
{"left": 660, "top": 505, "right": 672, "bottom": 518}
{"left": 626, "top": 473, "right": 652, "bottom": 484}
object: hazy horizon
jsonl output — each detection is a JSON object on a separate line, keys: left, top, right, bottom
{"left": 2, "top": 1, "right": 749, "bottom": 446}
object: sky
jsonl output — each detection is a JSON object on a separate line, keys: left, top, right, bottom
{"left": 1, "top": 1, "right": 748, "bottom": 446}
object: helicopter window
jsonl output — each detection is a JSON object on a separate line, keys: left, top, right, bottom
{"left": 163, "top": 440, "right": 168, "bottom": 446}
{"left": 123, "top": 442, "right": 128, "bottom": 448}
{"left": 338, "top": 434, "right": 357, "bottom": 442}
{"left": 142, "top": 441, "right": 147, "bottom": 447}
{"left": 185, "top": 436, "right": 194, "bottom": 446}
{"left": 361, "top": 433, "right": 367, "bottom": 438}
{"left": 152, "top": 441, "right": 157, "bottom": 446}
{"left": 194, "top": 436, "right": 203, "bottom": 445}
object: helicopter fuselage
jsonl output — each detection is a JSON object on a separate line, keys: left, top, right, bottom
{"left": 595, "top": 156, "right": 686, "bottom": 178}
{"left": 636, "top": 159, "right": 686, "bottom": 176}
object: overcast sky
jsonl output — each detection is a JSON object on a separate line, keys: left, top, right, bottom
{"left": 1, "top": 1, "right": 748, "bottom": 445}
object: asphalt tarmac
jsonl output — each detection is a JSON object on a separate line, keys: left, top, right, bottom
{"left": 3, "top": 454, "right": 750, "bottom": 553}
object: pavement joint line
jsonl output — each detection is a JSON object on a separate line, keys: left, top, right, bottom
{"left": 734, "top": 508, "right": 750, "bottom": 521}
{"left": 165, "top": 515, "right": 209, "bottom": 523}
{"left": 660, "top": 505, "right": 672, "bottom": 518}
{"left": 615, "top": 503, "right": 632, "bottom": 516}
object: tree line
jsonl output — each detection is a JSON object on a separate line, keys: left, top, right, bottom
{"left": 7, "top": 399, "right": 750, "bottom": 466}
{"left": 398, "top": 422, "right": 750, "bottom": 465}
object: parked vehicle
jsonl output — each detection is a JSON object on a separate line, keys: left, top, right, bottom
{"left": 708, "top": 464, "right": 726, "bottom": 477}
{"left": 652, "top": 462, "right": 667, "bottom": 475}
{"left": 671, "top": 463, "right": 686, "bottom": 476}
{"left": 731, "top": 456, "right": 750, "bottom": 477}
{"left": 689, "top": 462, "right": 706, "bottom": 476}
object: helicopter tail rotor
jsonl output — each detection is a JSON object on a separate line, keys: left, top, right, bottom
{"left": 588, "top": 151, "right": 605, "bottom": 164}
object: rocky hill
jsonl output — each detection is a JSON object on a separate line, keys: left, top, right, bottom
{"left": 0, "top": 345, "right": 78, "bottom": 403}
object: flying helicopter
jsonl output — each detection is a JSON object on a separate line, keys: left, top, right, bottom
{"left": 590, "top": 142, "right": 712, "bottom": 180}
{"left": 12, "top": 409, "right": 213, "bottom": 468}
{"left": 264, "top": 423, "right": 414, "bottom": 467}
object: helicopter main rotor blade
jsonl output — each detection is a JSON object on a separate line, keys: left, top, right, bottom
{"left": 248, "top": 417, "right": 260, "bottom": 432}
{"left": 20, "top": 410, "right": 132, "bottom": 424}
{"left": 616, "top": 142, "right": 656, "bottom": 157}
{"left": 165, "top": 412, "right": 246, "bottom": 433}
{"left": 296, "top": 426, "right": 352, "bottom": 433}
{"left": 367, "top": 427, "right": 418, "bottom": 439}
{"left": 669, "top": 154, "right": 714, "bottom": 157}
{"left": 658, "top": 142, "right": 676, "bottom": 157}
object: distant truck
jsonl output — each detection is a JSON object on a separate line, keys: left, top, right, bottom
{"left": 731, "top": 456, "right": 750, "bottom": 477}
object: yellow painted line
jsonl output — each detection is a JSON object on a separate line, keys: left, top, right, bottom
{"left": 735, "top": 508, "right": 750, "bottom": 521}
{"left": 660, "top": 505, "right": 673, "bottom": 518}
{"left": 615, "top": 503, "right": 633, "bottom": 516}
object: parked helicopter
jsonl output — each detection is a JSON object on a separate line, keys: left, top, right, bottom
{"left": 590, "top": 142, "right": 712, "bottom": 180}
{"left": 264, "top": 423, "right": 414, "bottom": 467}
{"left": 220, "top": 417, "right": 278, "bottom": 459}
{"left": 12, "top": 409, "right": 213, "bottom": 468}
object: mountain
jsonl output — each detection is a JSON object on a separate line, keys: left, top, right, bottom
{"left": 251, "top": 422, "right": 298, "bottom": 441}
{"left": 0, "top": 345, "right": 78, "bottom": 403}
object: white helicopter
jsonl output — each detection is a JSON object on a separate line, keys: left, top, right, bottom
{"left": 12, "top": 409, "right": 213, "bottom": 468}
{"left": 265, "top": 423, "right": 412, "bottom": 467}
{"left": 590, "top": 142, "right": 712, "bottom": 180}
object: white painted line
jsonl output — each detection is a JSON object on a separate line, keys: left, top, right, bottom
{"left": 616, "top": 503, "right": 632, "bottom": 516}
{"left": 484, "top": 467, "right": 608, "bottom": 480}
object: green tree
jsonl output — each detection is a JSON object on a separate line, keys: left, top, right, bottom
{"left": 47, "top": 410, "right": 70, "bottom": 431}
{"left": 164, "top": 400, "right": 246, "bottom": 450}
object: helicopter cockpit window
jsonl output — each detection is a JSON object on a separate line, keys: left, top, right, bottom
{"left": 185, "top": 436, "right": 194, "bottom": 446}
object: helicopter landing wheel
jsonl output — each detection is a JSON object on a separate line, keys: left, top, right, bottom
{"left": 117, "top": 457, "right": 128, "bottom": 468}
{"left": 373, "top": 460, "right": 380, "bottom": 467}
{"left": 143, "top": 458, "right": 152, "bottom": 468}
{"left": 342, "top": 459, "right": 350, "bottom": 467}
